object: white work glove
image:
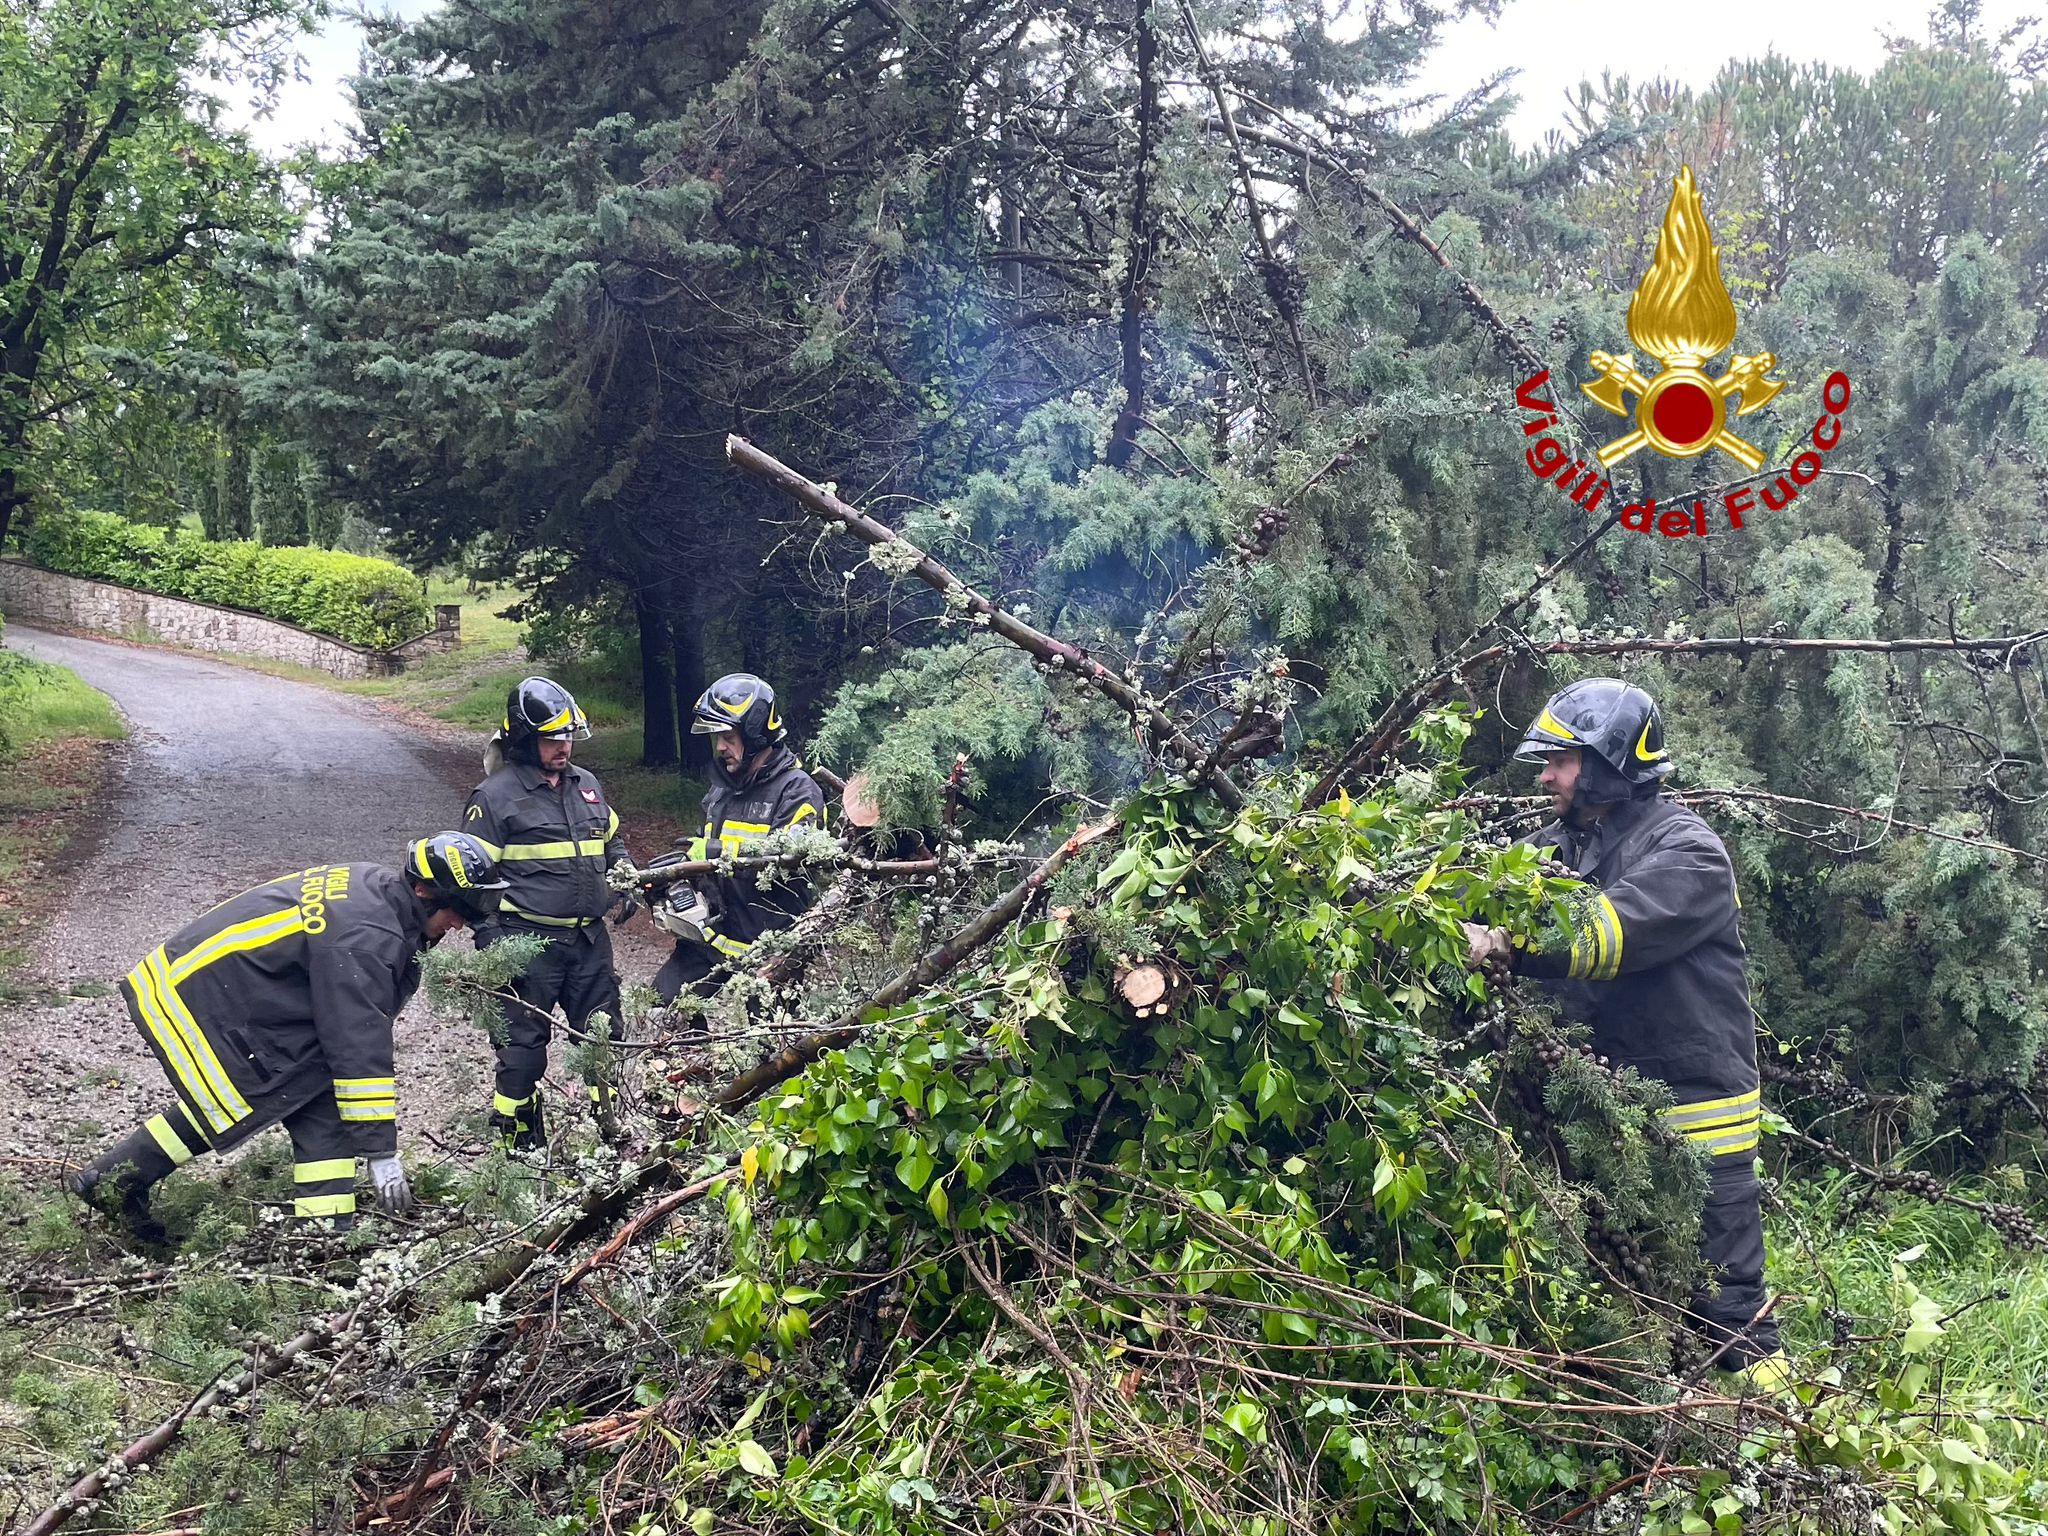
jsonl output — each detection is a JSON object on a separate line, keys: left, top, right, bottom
{"left": 367, "top": 1154, "right": 413, "bottom": 1215}
{"left": 605, "top": 858, "right": 643, "bottom": 894}
{"left": 1460, "top": 921, "right": 1511, "bottom": 971}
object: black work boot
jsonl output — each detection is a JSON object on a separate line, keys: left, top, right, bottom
{"left": 68, "top": 1127, "right": 175, "bottom": 1249}
{"left": 491, "top": 1095, "right": 546, "bottom": 1154}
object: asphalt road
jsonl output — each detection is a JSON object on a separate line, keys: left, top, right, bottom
{"left": 0, "top": 628, "right": 497, "bottom": 1161}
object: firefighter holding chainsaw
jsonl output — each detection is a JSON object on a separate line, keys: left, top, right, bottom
{"left": 68, "top": 833, "right": 507, "bottom": 1244}
{"left": 632, "top": 674, "right": 827, "bottom": 1017}
{"left": 1461, "top": 679, "right": 1786, "bottom": 1383}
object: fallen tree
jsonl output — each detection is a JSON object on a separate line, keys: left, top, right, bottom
{"left": 22, "top": 445, "right": 2047, "bottom": 1536}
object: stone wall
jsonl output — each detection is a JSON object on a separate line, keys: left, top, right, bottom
{"left": 0, "top": 559, "right": 459, "bottom": 679}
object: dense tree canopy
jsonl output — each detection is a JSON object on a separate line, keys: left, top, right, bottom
{"left": 0, "top": 0, "right": 311, "bottom": 545}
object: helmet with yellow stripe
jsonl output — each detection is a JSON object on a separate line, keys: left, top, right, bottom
{"left": 407, "top": 831, "right": 510, "bottom": 921}
{"left": 690, "top": 672, "right": 786, "bottom": 753}
{"left": 502, "top": 676, "right": 591, "bottom": 762}
{"left": 1514, "top": 678, "right": 1672, "bottom": 788}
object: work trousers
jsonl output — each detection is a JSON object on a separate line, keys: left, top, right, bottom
{"left": 480, "top": 921, "right": 624, "bottom": 1131}
{"left": 653, "top": 940, "right": 721, "bottom": 1020}
{"left": 1686, "top": 1156, "right": 1780, "bottom": 1368}
{"left": 81, "top": 1089, "right": 361, "bottom": 1225}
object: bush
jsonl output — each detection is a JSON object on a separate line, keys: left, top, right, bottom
{"left": 20, "top": 509, "right": 431, "bottom": 648}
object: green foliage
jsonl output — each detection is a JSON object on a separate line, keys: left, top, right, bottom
{"left": 653, "top": 751, "right": 2043, "bottom": 1534}
{"left": 21, "top": 509, "right": 431, "bottom": 647}
{"left": 0, "top": 650, "right": 124, "bottom": 760}
{"left": 422, "top": 933, "right": 549, "bottom": 1050}
{"left": 811, "top": 643, "right": 1089, "bottom": 831}
{"left": 0, "top": 0, "right": 309, "bottom": 538}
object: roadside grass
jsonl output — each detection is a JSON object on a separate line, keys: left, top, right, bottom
{"left": 0, "top": 649, "right": 125, "bottom": 1002}
{"left": 1770, "top": 1165, "right": 2048, "bottom": 1454}
{"left": 0, "top": 650, "right": 125, "bottom": 752}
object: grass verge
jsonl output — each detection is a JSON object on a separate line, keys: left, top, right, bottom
{"left": 0, "top": 650, "right": 125, "bottom": 1004}
{"left": 1772, "top": 1166, "right": 2048, "bottom": 1458}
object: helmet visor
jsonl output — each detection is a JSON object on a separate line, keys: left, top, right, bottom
{"left": 452, "top": 886, "right": 505, "bottom": 922}
{"left": 690, "top": 717, "right": 735, "bottom": 735}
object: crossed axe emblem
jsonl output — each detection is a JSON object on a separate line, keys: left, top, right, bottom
{"left": 1581, "top": 350, "right": 1784, "bottom": 471}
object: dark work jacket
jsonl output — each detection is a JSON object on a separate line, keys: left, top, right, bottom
{"left": 1517, "top": 794, "right": 1761, "bottom": 1155}
{"left": 463, "top": 758, "right": 627, "bottom": 931}
{"left": 118, "top": 864, "right": 425, "bottom": 1156}
{"left": 682, "top": 746, "right": 827, "bottom": 957}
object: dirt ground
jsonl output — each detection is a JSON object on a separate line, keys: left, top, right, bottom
{"left": 0, "top": 627, "right": 667, "bottom": 1164}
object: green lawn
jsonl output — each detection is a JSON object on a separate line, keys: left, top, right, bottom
{"left": 1, "top": 649, "right": 126, "bottom": 752}
{"left": 0, "top": 648, "right": 125, "bottom": 1000}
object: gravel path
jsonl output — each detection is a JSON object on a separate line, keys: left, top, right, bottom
{"left": 0, "top": 628, "right": 506, "bottom": 1161}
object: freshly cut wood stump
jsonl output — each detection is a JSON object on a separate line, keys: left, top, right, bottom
{"left": 841, "top": 771, "right": 882, "bottom": 829}
{"left": 1115, "top": 959, "right": 1185, "bottom": 1019}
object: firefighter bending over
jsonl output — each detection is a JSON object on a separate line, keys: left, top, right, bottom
{"left": 1462, "top": 679, "right": 1787, "bottom": 1383}
{"left": 463, "top": 677, "right": 634, "bottom": 1149}
{"left": 68, "top": 833, "right": 506, "bottom": 1245}
{"left": 646, "top": 673, "right": 826, "bottom": 1015}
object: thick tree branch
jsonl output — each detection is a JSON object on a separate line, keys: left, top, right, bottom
{"left": 708, "top": 819, "right": 1113, "bottom": 1113}
{"left": 725, "top": 434, "right": 1245, "bottom": 809}
{"left": 1177, "top": 3, "right": 1316, "bottom": 401}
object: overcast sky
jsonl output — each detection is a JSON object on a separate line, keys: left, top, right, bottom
{"left": 231, "top": 0, "right": 2038, "bottom": 158}
{"left": 1409, "top": 0, "right": 2038, "bottom": 144}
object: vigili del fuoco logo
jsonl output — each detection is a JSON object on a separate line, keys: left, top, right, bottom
{"left": 1512, "top": 165, "right": 1854, "bottom": 538}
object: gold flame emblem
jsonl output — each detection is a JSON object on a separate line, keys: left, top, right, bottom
{"left": 1582, "top": 165, "right": 1783, "bottom": 469}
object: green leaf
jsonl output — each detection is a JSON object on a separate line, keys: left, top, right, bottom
{"left": 1221, "top": 1400, "right": 1265, "bottom": 1440}
{"left": 1902, "top": 1294, "right": 1946, "bottom": 1355}
{"left": 736, "top": 1440, "right": 779, "bottom": 1479}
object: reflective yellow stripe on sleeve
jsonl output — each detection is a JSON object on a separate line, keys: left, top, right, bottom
{"left": 787, "top": 802, "right": 817, "bottom": 826}
{"left": 1565, "top": 893, "right": 1624, "bottom": 981}
{"left": 1592, "top": 894, "right": 1622, "bottom": 980}
{"left": 168, "top": 908, "right": 308, "bottom": 985}
{"left": 294, "top": 1158, "right": 356, "bottom": 1182}
{"left": 295, "top": 1193, "right": 357, "bottom": 1218}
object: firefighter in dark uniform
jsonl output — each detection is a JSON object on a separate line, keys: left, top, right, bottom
{"left": 68, "top": 832, "right": 507, "bottom": 1244}
{"left": 462, "top": 677, "right": 634, "bottom": 1148}
{"left": 1462, "top": 679, "right": 1787, "bottom": 1382}
{"left": 645, "top": 674, "right": 826, "bottom": 1014}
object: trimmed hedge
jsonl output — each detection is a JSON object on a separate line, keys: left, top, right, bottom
{"left": 20, "top": 510, "right": 432, "bottom": 650}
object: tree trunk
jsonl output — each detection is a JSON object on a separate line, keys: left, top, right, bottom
{"left": 215, "top": 418, "right": 252, "bottom": 540}
{"left": 671, "top": 595, "right": 711, "bottom": 775}
{"left": 635, "top": 587, "right": 677, "bottom": 767}
{"left": 0, "top": 465, "right": 24, "bottom": 554}
{"left": 1104, "top": 0, "right": 1158, "bottom": 470}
